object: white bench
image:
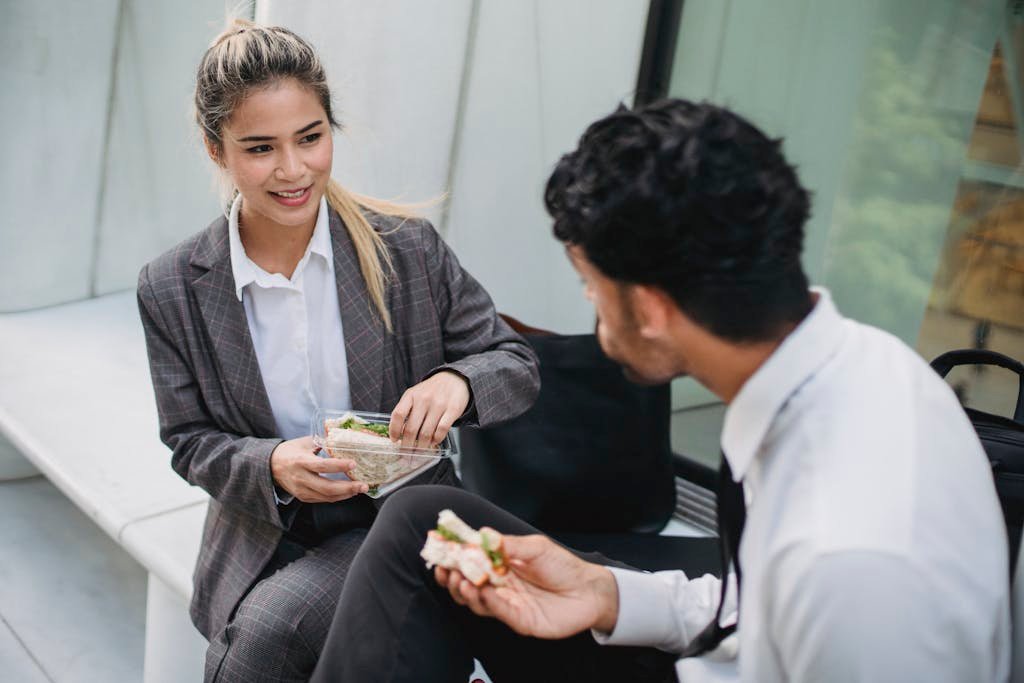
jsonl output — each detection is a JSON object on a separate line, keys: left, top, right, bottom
{"left": 0, "top": 292, "right": 208, "bottom": 683}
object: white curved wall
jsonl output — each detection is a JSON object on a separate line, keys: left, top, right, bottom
{"left": 443, "top": 0, "right": 648, "bottom": 333}
{"left": 0, "top": 1, "right": 225, "bottom": 311}
{"left": 0, "top": 1, "right": 120, "bottom": 310}
{"left": 259, "top": 0, "right": 650, "bottom": 333}
{"left": 2, "top": 0, "right": 648, "bottom": 326}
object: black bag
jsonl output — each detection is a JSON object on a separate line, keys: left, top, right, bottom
{"left": 931, "top": 349, "right": 1024, "bottom": 570}
{"left": 459, "top": 320, "right": 676, "bottom": 534}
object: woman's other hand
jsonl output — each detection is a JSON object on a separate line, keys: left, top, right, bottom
{"left": 388, "top": 371, "right": 470, "bottom": 447}
{"left": 269, "top": 436, "right": 369, "bottom": 502}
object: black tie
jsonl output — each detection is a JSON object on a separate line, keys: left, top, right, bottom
{"left": 680, "top": 454, "right": 746, "bottom": 657}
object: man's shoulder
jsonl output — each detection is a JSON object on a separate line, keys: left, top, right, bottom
{"left": 762, "top": 319, "right": 981, "bottom": 540}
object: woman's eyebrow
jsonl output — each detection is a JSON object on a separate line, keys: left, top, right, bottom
{"left": 295, "top": 119, "right": 323, "bottom": 135}
{"left": 237, "top": 119, "right": 323, "bottom": 143}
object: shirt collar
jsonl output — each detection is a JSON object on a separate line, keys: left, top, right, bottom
{"left": 721, "top": 287, "right": 846, "bottom": 482}
{"left": 227, "top": 194, "right": 333, "bottom": 301}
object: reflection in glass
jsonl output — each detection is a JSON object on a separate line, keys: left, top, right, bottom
{"left": 920, "top": 36, "right": 1024, "bottom": 416}
{"left": 665, "top": 1, "right": 1022, "bottom": 465}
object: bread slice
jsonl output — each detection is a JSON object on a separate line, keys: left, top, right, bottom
{"left": 420, "top": 510, "right": 508, "bottom": 586}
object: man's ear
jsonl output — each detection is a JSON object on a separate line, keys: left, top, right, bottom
{"left": 631, "top": 285, "right": 674, "bottom": 339}
{"left": 204, "top": 136, "right": 224, "bottom": 167}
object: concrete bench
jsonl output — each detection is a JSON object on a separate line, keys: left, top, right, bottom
{"left": 0, "top": 292, "right": 208, "bottom": 682}
{"left": 0, "top": 290, "right": 707, "bottom": 682}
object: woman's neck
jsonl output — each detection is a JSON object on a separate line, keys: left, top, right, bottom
{"left": 238, "top": 205, "right": 316, "bottom": 279}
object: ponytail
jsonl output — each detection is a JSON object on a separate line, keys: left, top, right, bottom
{"left": 326, "top": 179, "right": 416, "bottom": 333}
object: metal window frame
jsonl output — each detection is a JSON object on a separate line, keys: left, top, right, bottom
{"left": 634, "top": 0, "right": 686, "bottom": 106}
{"left": 635, "top": 1, "right": 722, "bottom": 492}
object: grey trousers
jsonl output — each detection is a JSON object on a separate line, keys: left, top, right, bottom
{"left": 204, "top": 528, "right": 368, "bottom": 682}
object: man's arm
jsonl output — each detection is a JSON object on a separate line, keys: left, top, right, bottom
{"left": 769, "top": 551, "right": 977, "bottom": 682}
{"left": 436, "top": 532, "right": 724, "bottom": 654}
{"left": 592, "top": 567, "right": 727, "bottom": 654}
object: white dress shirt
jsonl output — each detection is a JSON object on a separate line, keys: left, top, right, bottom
{"left": 595, "top": 288, "right": 1011, "bottom": 682}
{"left": 228, "top": 194, "right": 351, "bottom": 442}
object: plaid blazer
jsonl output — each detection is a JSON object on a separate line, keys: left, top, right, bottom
{"left": 137, "top": 209, "right": 540, "bottom": 639}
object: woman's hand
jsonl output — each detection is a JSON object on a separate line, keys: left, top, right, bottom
{"left": 435, "top": 534, "right": 621, "bottom": 639}
{"left": 269, "top": 436, "right": 369, "bottom": 502}
{"left": 389, "top": 371, "right": 470, "bottom": 447}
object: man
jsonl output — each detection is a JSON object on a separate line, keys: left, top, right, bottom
{"left": 311, "top": 100, "right": 1010, "bottom": 681}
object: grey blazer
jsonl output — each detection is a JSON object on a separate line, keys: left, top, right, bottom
{"left": 137, "top": 209, "right": 540, "bottom": 639}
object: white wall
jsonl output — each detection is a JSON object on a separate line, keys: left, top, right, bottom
{"left": 0, "top": 1, "right": 119, "bottom": 311}
{"left": 4, "top": 0, "right": 648, "bottom": 325}
{"left": 256, "top": 0, "right": 474, "bottom": 227}
{"left": 260, "top": 0, "right": 650, "bottom": 333}
{"left": 444, "top": 0, "right": 649, "bottom": 333}
{"left": 0, "top": 0, "right": 227, "bottom": 311}
{"left": 95, "top": 0, "right": 225, "bottom": 296}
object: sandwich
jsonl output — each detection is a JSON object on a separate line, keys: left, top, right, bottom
{"left": 420, "top": 509, "right": 508, "bottom": 586}
{"left": 323, "top": 413, "right": 415, "bottom": 494}
{"left": 324, "top": 413, "right": 394, "bottom": 442}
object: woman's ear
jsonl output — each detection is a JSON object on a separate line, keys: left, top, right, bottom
{"left": 204, "top": 136, "right": 224, "bottom": 167}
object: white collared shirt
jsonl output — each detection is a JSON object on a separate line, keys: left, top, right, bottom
{"left": 228, "top": 194, "right": 351, "bottom": 442}
{"left": 596, "top": 288, "right": 1010, "bottom": 682}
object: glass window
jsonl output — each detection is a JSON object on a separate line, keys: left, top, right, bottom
{"left": 661, "top": 0, "right": 1020, "bottom": 467}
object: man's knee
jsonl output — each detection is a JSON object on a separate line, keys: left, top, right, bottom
{"left": 378, "top": 484, "right": 476, "bottom": 535}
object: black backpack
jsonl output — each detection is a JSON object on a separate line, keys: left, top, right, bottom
{"left": 931, "top": 349, "right": 1024, "bottom": 572}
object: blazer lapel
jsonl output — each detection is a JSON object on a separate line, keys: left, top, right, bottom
{"left": 329, "top": 209, "right": 386, "bottom": 412}
{"left": 189, "top": 218, "right": 278, "bottom": 437}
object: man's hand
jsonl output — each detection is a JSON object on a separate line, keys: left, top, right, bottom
{"left": 435, "top": 534, "right": 620, "bottom": 639}
{"left": 389, "top": 371, "right": 470, "bottom": 447}
{"left": 270, "top": 436, "right": 369, "bottom": 502}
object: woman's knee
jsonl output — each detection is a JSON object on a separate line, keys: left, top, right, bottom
{"left": 222, "top": 588, "right": 320, "bottom": 674}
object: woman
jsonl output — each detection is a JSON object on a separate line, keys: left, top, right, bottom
{"left": 137, "top": 19, "right": 539, "bottom": 682}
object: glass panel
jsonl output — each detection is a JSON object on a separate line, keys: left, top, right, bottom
{"left": 666, "top": 0, "right": 1020, "bottom": 467}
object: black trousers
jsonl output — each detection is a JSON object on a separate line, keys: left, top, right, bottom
{"left": 310, "top": 485, "right": 719, "bottom": 683}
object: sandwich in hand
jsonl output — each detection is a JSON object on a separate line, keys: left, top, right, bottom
{"left": 420, "top": 510, "right": 508, "bottom": 586}
{"left": 323, "top": 413, "right": 419, "bottom": 494}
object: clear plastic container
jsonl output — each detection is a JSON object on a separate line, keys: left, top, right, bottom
{"left": 311, "top": 409, "right": 455, "bottom": 498}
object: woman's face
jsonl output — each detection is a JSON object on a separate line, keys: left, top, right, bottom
{"left": 215, "top": 78, "right": 333, "bottom": 232}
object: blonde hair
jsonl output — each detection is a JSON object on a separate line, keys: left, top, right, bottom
{"left": 195, "top": 18, "right": 411, "bottom": 331}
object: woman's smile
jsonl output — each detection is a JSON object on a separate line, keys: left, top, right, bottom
{"left": 269, "top": 185, "right": 313, "bottom": 207}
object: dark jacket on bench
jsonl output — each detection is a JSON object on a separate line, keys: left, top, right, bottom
{"left": 137, "top": 208, "right": 539, "bottom": 639}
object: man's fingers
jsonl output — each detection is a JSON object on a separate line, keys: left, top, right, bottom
{"left": 446, "top": 568, "right": 468, "bottom": 606}
{"left": 435, "top": 566, "right": 450, "bottom": 586}
{"left": 501, "top": 534, "right": 553, "bottom": 564}
{"left": 458, "top": 580, "right": 494, "bottom": 617}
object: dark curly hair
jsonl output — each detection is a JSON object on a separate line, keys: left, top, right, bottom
{"left": 545, "top": 99, "right": 813, "bottom": 342}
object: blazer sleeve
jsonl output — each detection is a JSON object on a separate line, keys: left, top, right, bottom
{"left": 418, "top": 222, "right": 540, "bottom": 428}
{"left": 137, "top": 264, "right": 286, "bottom": 529}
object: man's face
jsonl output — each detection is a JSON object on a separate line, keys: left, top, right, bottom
{"left": 567, "top": 246, "right": 680, "bottom": 385}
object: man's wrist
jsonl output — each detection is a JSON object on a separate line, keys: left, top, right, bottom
{"left": 588, "top": 565, "right": 620, "bottom": 634}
